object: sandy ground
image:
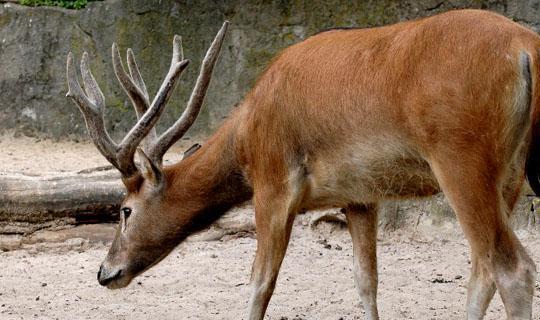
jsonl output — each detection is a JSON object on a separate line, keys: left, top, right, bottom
{"left": 1, "top": 224, "right": 540, "bottom": 320}
{"left": 0, "top": 134, "right": 191, "bottom": 174}
{"left": 1, "top": 136, "right": 540, "bottom": 319}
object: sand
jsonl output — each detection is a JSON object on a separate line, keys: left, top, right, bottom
{"left": 1, "top": 224, "right": 539, "bottom": 320}
{"left": 0, "top": 136, "right": 539, "bottom": 319}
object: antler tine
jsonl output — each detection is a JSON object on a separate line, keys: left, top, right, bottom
{"left": 125, "top": 48, "right": 156, "bottom": 151}
{"left": 172, "top": 35, "right": 184, "bottom": 63}
{"left": 126, "top": 48, "right": 150, "bottom": 113}
{"left": 66, "top": 52, "right": 120, "bottom": 170}
{"left": 112, "top": 44, "right": 151, "bottom": 119}
{"left": 80, "top": 52, "right": 106, "bottom": 111}
{"left": 116, "top": 36, "right": 191, "bottom": 171}
{"left": 149, "top": 21, "right": 229, "bottom": 164}
{"left": 125, "top": 37, "right": 182, "bottom": 151}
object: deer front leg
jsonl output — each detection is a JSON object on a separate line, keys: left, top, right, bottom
{"left": 247, "top": 173, "right": 306, "bottom": 320}
{"left": 345, "top": 203, "right": 379, "bottom": 320}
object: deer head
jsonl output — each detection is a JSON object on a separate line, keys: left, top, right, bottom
{"left": 66, "top": 22, "right": 228, "bottom": 289}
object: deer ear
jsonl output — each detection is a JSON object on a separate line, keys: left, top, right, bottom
{"left": 183, "top": 143, "right": 201, "bottom": 160}
{"left": 137, "top": 148, "right": 163, "bottom": 187}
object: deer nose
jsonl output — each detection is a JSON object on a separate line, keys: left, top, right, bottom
{"left": 97, "top": 264, "right": 122, "bottom": 286}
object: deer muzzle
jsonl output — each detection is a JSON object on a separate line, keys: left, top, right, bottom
{"left": 97, "top": 263, "right": 124, "bottom": 288}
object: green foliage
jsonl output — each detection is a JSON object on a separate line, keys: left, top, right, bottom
{"left": 19, "top": 0, "right": 100, "bottom": 10}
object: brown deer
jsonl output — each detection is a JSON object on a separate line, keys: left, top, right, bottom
{"left": 66, "top": 10, "right": 540, "bottom": 320}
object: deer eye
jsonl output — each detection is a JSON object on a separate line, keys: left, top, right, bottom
{"left": 121, "top": 207, "right": 132, "bottom": 219}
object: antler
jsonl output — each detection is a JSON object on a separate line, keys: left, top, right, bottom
{"left": 66, "top": 21, "right": 228, "bottom": 177}
{"left": 148, "top": 21, "right": 229, "bottom": 165}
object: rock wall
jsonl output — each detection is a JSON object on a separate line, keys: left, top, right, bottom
{"left": 2, "top": 0, "right": 540, "bottom": 231}
{"left": 0, "top": 0, "right": 538, "bottom": 139}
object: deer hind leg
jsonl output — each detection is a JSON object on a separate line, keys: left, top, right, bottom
{"left": 247, "top": 167, "right": 307, "bottom": 320}
{"left": 430, "top": 154, "right": 536, "bottom": 320}
{"left": 466, "top": 167, "right": 525, "bottom": 320}
{"left": 467, "top": 252, "right": 497, "bottom": 319}
{"left": 502, "top": 149, "right": 526, "bottom": 217}
{"left": 345, "top": 203, "right": 379, "bottom": 320}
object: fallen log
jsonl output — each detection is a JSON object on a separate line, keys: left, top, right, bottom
{"left": 0, "top": 168, "right": 124, "bottom": 233}
{"left": 1, "top": 166, "right": 538, "bottom": 235}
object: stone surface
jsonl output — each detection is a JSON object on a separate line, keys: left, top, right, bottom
{"left": 0, "top": 0, "right": 537, "bottom": 139}
{"left": 1, "top": 1, "right": 540, "bottom": 232}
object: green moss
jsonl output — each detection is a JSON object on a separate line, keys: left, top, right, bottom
{"left": 110, "top": 100, "right": 128, "bottom": 112}
{"left": 19, "top": 0, "right": 101, "bottom": 9}
{"left": 246, "top": 48, "right": 275, "bottom": 68}
{"left": 244, "top": 48, "right": 275, "bottom": 87}
{"left": 68, "top": 32, "right": 84, "bottom": 54}
{"left": 351, "top": 1, "right": 399, "bottom": 27}
{"left": 0, "top": 13, "right": 12, "bottom": 29}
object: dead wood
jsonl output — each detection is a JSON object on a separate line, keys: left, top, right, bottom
{"left": 0, "top": 168, "right": 124, "bottom": 233}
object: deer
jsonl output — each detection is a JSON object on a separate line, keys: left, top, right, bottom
{"left": 66, "top": 9, "right": 540, "bottom": 320}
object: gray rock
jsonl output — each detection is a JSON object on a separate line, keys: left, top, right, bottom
{"left": 0, "top": 0, "right": 531, "bottom": 140}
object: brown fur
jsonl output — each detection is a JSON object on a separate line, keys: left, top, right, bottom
{"left": 99, "top": 9, "right": 540, "bottom": 320}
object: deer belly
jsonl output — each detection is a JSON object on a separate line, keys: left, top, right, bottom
{"left": 305, "top": 149, "right": 440, "bottom": 207}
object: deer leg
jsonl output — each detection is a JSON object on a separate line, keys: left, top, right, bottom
{"left": 466, "top": 252, "right": 496, "bottom": 319}
{"left": 247, "top": 171, "right": 306, "bottom": 320}
{"left": 466, "top": 170, "right": 525, "bottom": 320}
{"left": 496, "top": 171, "right": 534, "bottom": 320}
{"left": 345, "top": 203, "right": 379, "bottom": 320}
{"left": 430, "top": 156, "right": 536, "bottom": 320}
{"left": 501, "top": 156, "right": 525, "bottom": 217}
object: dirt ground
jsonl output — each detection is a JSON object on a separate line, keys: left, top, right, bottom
{"left": 1, "top": 224, "right": 540, "bottom": 320}
{"left": 1, "top": 136, "right": 540, "bottom": 320}
{"left": 0, "top": 135, "right": 190, "bottom": 174}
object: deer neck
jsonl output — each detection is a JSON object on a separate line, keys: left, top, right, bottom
{"left": 164, "top": 121, "right": 252, "bottom": 236}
